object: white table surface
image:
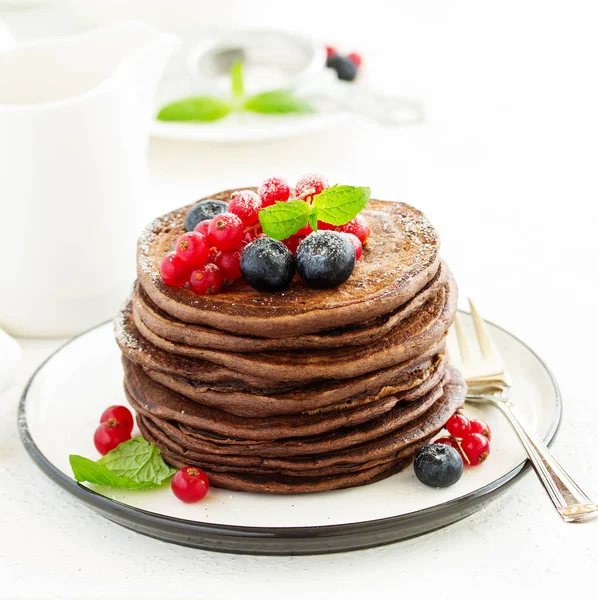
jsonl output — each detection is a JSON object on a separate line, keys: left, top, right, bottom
{"left": 1, "top": 1, "right": 597, "bottom": 597}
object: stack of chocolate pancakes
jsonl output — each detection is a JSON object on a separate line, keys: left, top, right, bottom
{"left": 115, "top": 189, "right": 466, "bottom": 494}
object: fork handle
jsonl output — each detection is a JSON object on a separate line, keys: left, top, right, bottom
{"left": 489, "top": 399, "right": 597, "bottom": 522}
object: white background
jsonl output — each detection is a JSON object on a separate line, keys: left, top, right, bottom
{"left": 1, "top": 1, "right": 597, "bottom": 597}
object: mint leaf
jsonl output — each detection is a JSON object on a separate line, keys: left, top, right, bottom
{"left": 69, "top": 455, "right": 156, "bottom": 490}
{"left": 157, "top": 96, "right": 232, "bottom": 122}
{"left": 231, "top": 60, "right": 244, "bottom": 99}
{"left": 98, "top": 437, "right": 176, "bottom": 485}
{"left": 259, "top": 200, "right": 310, "bottom": 240}
{"left": 311, "top": 185, "right": 371, "bottom": 226}
{"left": 70, "top": 437, "right": 175, "bottom": 490}
{"left": 243, "top": 91, "right": 315, "bottom": 115}
{"left": 308, "top": 208, "right": 319, "bottom": 232}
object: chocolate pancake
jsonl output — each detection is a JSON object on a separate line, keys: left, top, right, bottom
{"left": 124, "top": 272, "right": 456, "bottom": 383}
{"left": 132, "top": 264, "right": 448, "bottom": 352}
{"left": 142, "top": 350, "right": 446, "bottom": 417}
{"left": 137, "top": 193, "right": 440, "bottom": 338}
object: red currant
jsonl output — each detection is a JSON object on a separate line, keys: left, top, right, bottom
{"left": 242, "top": 226, "right": 262, "bottom": 245}
{"left": 295, "top": 173, "right": 329, "bottom": 200}
{"left": 295, "top": 223, "right": 313, "bottom": 237}
{"left": 434, "top": 436, "right": 460, "bottom": 451}
{"left": 461, "top": 433, "right": 490, "bottom": 466}
{"left": 446, "top": 413, "right": 471, "bottom": 438}
{"left": 215, "top": 248, "right": 242, "bottom": 280}
{"left": 175, "top": 231, "right": 209, "bottom": 267}
{"left": 317, "top": 221, "right": 336, "bottom": 231}
{"left": 94, "top": 418, "right": 131, "bottom": 455}
{"left": 258, "top": 176, "right": 290, "bottom": 208}
{"left": 194, "top": 220, "right": 210, "bottom": 236}
{"left": 282, "top": 235, "right": 303, "bottom": 255}
{"left": 189, "top": 263, "right": 223, "bottom": 295}
{"left": 207, "top": 247, "right": 218, "bottom": 263}
{"left": 325, "top": 45, "right": 337, "bottom": 58}
{"left": 160, "top": 252, "right": 189, "bottom": 287}
{"left": 228, "top": 190, "right": 261, "bottom": 225}
{"left": 99, "top": 405, "right": 134, "bottom": 434}
{"left": 338, "top": 214, "right": 371, "bottom": 244}
{"left": 171, "top": 466, "right": 210, "bottom": 503}
{"left": 469, "top": 418, "right": 492, "bottom": 440}
{"left": 208, "top": 212, "right": 244, "bottom": 250}
{"left": 347, "top": 52, "right": 362, "bottom": 67}
{"left": 343, "top": 232, "right": 363, "bottom": 260}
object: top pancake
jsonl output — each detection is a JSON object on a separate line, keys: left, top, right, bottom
{"left": 137, "top": 190, "right": 440, "bottom": 338}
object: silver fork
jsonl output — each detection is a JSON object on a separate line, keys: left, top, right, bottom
{"left": 448, "top": 299, "right": 598, "bottom": 523}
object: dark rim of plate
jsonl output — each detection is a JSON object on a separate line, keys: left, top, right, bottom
{"left": 18, "top": 312, "right": 562, "bottom": 553}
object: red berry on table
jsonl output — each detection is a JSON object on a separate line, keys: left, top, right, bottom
{"left": 175, "top": 231, "right": 209, "bottom": 267}
{"left": 282, "top": 235, "right": 303, "bottom": 255}
{"left": 99, "top": 405, "right": 134, "bottom": 434}
{"left": 171, "top": 467, "right": 210, "bottom": 503}
{"left": 347, "top": 52, "right": 362, "bottom": 67}
{"left": 295, "top": 173, "right": 329, "bottom": 200}
{"left": 461, "top": 433, "right": 490, "bottom": 466}
{"left": 94, "top": 418, "right": 131, "bottom": 455}
{"left": 338, "top": 214, "right": 371, "bottom": 244}
{"left": 215, "top": 248, "right": 242, "bottom": 280}
{"left": 469, "top": 418, "right": 492, "bottom": 440}
{"left": 325, "top": 45, "right": 337, "bottom": 58}
{"left": 446, "top": 413, "right": 471, "bottom": 438}
{"left": 194, "top": 220, "right": 210, "bottom": 236}
{"left": 342, "top": 232, "right": 363, "bottom": 260}
{"left": 258, "top": 176, "right": 290, "bottom": 208}
{"left": 228, "top": 190, "right": 261, "bottom": 225}
{"left": 189, "top": 263, "right": 223, "bottom": 295}
{"left": 160, "top": 252, "right": 190, "bottom": 287}
{"left": 208, "top": 212, "right": 244, "bottom": 250}
{"left": 435, "top": 436, "right": 460, "bottom": 451}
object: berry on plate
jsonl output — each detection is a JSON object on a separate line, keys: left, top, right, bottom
{"left": 208, "top": 212, "right": 245, "bottom": 250}
{"left": 326, "top": 54, "right": 358, "bottom": 81}
{"left": 325, "top": 45, "right": 337, "bottom": 58}
{"left": 468, "top": 418, "right": 492, "bottom": 440}
{"left": 240, "top": 237, "right": 295, "bottom": 292}
{"left": 446, "top": 413, "right": 471, "bottom": 438}
{"left": 338, "top": 214, "right": 370, "bottom": 244}
{"left": 171, "top": 467, "right": 210, "bottom": 503}
{"left": 342, "top": 232, "right": 363, "bottom": 260}
{"left": 295, "top": 231, "right": 355, "bottom": 289}
{"left": 414, "top": 443, "right": 464, "bottom": 488}
{"left": 347, "top": 52, "right": 362, "bottom": 67}
{"left": 215, "top": 247, "right": 243, "bottom": 280}
{"left": 229, "top": 190, "right": 261, "bottom": 225}
{"left": 258, "top": 176, "right": 290, "bottom": 208}
{"left": 295, "top": 173, "right": 329, "bottom": 200}
{"left": 175, "top": 231, "right": 209, "bottom": 267}
{"left": 184, "top": 199, "right": 228, "bottom": 231}
{"left": 94, "top": 418, "right": 131, "bottom": 455}
{"left": 434, "top": 436, "right": 460, "bottom": 451}
{"left": 189, "top": 263, "right": 224, "bottom": 295}
{"left": 99, "top": 405, "right": 134, "bottom": 434}
{"left": 160, "top": 252, "right": 190, "bottom": 287}
{"left": 461, "top": 433, "right": 491, "bottom": 466}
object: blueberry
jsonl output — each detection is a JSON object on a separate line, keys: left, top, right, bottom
{"left": 326, "top": 55, "right": 358, "bottom": 82}
{"left": 295, "top": 231, "right": 355, "bottom": 289}
{"left": 184, "top": 199, "right": 229, "bottom": 231}
{"left": 240, "top": 237, "right": 295, "bottom": 292}
{"left": 413, "top": 444, "right": 463, "bottom": 488}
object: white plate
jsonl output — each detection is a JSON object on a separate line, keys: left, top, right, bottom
{"left": 19, "top": 312, "right": 561, "bottom": 554}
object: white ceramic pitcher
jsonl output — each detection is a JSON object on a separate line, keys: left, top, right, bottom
{"left": 0, "top": 22, "right": 179, "bottom": 337}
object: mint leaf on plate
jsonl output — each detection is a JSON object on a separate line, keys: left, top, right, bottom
{"left": 157, "top": 96, "right": 232, "bottom": 122}
{"left": 70, "top": 437, "right": 175, "bottom": 489}
{"left": 243, "top": 91, "right": 315, "bottom": 115}
{"left": 231, "top": 60, "right": 244, "bottom": 99}
{"left": 311, "top": 185, "right": 371, "bottom": 226}
{"left": 259, "top": 200, "right": 310, "bottom": 240}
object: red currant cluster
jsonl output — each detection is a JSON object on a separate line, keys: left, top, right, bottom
{"left": 159, "top": 174, "right": 372, "bottom": 295}
{"left": 436, "top": 413, "right": 492, "bottom": 467}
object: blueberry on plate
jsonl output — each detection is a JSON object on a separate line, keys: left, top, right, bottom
{"left": 184, "top": 199, "right": 229, "bottom": 231}
{"left": 240, "top": 237, "right": 295, "bottom": 292}
{"left": 326, "top": 55, "right": 358, "bottom": 81}
{"left": 295, "top": 231, "right": 355, "bottom": 289}
{"left": 413, "top": 443, "right": 464, "bottom": 488}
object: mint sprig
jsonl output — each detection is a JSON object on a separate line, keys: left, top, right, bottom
{"left": 157, "top": 62, "right": 314, "bottom": 123}
{"left": 70, "top": 437, "right": 176, "bottom": 489}
{"left": 259, "top": 185, "right": 371, "bottom": 240}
